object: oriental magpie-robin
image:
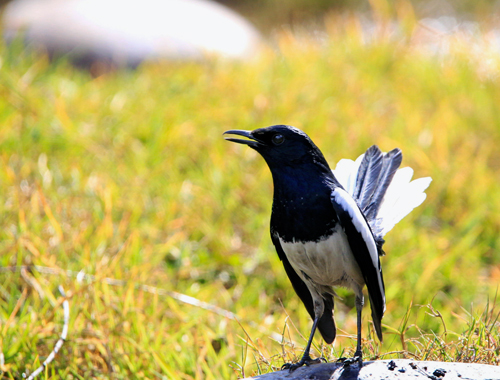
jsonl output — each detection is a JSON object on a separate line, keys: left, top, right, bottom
{"left": 224, "top": 125, "right": 431, "bottom": 370}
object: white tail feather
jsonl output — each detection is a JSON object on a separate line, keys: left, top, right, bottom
{"left": 333, "top": 155, "right": 364, "bottom": 195}
{"left": 333, "top": 155, "right": 431, "bottom": 237}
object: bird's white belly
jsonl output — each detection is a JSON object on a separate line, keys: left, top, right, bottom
{"left": 279, "top": 227, "right": 364, "bottom": 290}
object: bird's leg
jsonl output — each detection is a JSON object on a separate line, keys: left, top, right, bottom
{"left": 282, "top": 300, "right": 325, "bottom": 371}
{"left": 354, "top": 295, "right": 364, "bottom": 360}
{"left": 341, "top": 295, "right": 364, "bottom": 367}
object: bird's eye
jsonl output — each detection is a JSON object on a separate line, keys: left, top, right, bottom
{"left": 272, "top": 134, "right": 284, "bottom": 145}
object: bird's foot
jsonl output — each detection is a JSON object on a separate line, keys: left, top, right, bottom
{"left": 338, "top": 353, "right": 363, "bottom": 368}
{"left": 281, "top": 355, "right": 326, "bottom": 372}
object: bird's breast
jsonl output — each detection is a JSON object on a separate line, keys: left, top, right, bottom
{"left": 278, "top": 226, "right": 364, "bottom": 290}
{"left": 271, "top": 193, "right": 338, "bottom": 242}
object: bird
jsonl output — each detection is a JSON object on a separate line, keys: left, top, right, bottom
{"left": 223, "top": 125, "right": 431, "bottom": 371}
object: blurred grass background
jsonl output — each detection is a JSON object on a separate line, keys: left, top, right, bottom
{"left": 1, "top": 2, "right": 500, "bottom": 379}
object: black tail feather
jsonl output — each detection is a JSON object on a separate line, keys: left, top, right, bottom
{"left": 368, "top": 262, "right": 385, "bottom": 342}
{"left": 354, "top": 145, "right": 383, "bottom": 211}
{"left": 318, "top": 293, "right": 336, "bottom": 344}
{"left": 363, "top": 148, "right": 402, "bottom": 221}
{"left": 369, "top": 293, "right": 384, "bottom": 342}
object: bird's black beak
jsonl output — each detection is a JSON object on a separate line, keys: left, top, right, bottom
{"left": 223, "top": 129, "right": 262, "bottom": 148}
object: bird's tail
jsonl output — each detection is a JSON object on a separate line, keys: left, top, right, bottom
{"left": 332, "top": 146, "right": 431, "bottom": 241}
{"left": 369, "top": 291, "right": 384, "bottom": 341}
{"left": 318, "top": 293, "right": 336, "bottom": 344}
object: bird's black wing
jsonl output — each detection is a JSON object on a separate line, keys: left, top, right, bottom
{"left": 330, "top": 187, "right": 385, "bottom": 341}
{"left": 271, "top": 232, "right": 336, "bottom": 344}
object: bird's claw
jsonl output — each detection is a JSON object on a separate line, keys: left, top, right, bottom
{"left": 340, "top": 355, "right": 363, "bottom": 368}
{"left": 281, "top": 356, "right": 326, "bottom": 372}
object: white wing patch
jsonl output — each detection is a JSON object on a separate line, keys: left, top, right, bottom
{"left": 331, "top": 187, "right": 385, "bottom": 300}
{"left": 331, "top": 188, "right": 379, "bottom": 271}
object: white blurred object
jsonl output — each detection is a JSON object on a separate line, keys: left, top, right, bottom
{"left": 3, "top": 0, "right": 262, "bottom": 66}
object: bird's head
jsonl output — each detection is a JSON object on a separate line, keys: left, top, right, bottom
{"left": 224, "top": 125, "right": 330, "bottom": 171}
